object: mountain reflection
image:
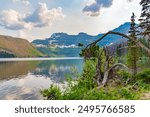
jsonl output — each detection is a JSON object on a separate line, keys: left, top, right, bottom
{"left": 0, "top": 61, "right": 40, "bottom": 80}
{"left": 0, "top": 59, "right": 83, "bottom": 100}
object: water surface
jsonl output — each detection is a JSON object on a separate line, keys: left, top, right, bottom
{"left": 0, "top": 58, "right": 84, "bottom": 100}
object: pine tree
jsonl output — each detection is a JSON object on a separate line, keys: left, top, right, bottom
{"left": 127, "top": 13, "right": 139, "bottom": 76}
{"left": 139, "top": 0, "right": 150, "bottom": 37}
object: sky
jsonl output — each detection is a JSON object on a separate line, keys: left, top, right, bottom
{"left": 0, "top": 0, "right": 142, "bottom": 41}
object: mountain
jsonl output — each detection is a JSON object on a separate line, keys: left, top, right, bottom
{"left": 32, "top": 22, "right": 131, "bottom": 47}
{"left": 32, "top": 22, "right": 131, "bottom": 57}
{"left": 0, "top": 35, "right": 44, "bottom": 58}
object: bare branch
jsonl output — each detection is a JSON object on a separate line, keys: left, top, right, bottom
{"left": 86, "top": 31, "right": 150, "bottom": 56}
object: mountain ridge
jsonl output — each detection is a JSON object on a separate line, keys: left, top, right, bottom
{"left": 0, "top": 35, "right": 44, "bottom": 58}
{"left": 31, "top": 22, "right": 131, "bottom": 57}
{"left": 32, "top": 22, "right": 131, "bottom": 47}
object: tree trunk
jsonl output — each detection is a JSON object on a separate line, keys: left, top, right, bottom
{"left": 101, "top": 63, "right": 129, "bottom": 86}
{"left": 94, "top": 50, "right": 103, "bottom": 86}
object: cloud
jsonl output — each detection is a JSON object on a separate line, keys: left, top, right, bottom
{"left": 18, "top": 30, "right": 30, "bottom": 39}
{"left": 83, "top": 0, "right": 134, "bottom": 16}
{"left": 25, "top": 3, "right": 66, "bottom": 28}
{"left": 12, "top": 0, "right": 30, "bottom": 6}
{"left": 0, "top": 3, "right": 65, "bottom": 30}
{"left": 83, "top": 0, "right": 113, "bottom": 16}
{"left": 22, "top": 0, "right": 30, "bottom": 6}
{"left": 0, "top": 9, "right": 33, "bottom": 30}
{"left": 127, "top": 0, "right": 134, "bottom": 2}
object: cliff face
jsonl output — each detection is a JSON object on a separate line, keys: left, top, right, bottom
{"left": 0, "top": 35, "right": 44, "bottom": 58}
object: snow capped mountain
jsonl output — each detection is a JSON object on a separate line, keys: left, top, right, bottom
{"left": 32, "top": 22, "right": 131, "bottom": 48}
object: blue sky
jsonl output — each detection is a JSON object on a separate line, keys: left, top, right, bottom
{"left": 0, "top": 0, "right": 141, "bottom": 41}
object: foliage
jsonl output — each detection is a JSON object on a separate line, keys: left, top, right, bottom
{"left": 78, "top": 60, "right": 97, "bottom": 89}
{"left": 127, "top": 13, "right": 139, "bottom": 75}
{"left": 136, "top": 69, "right": 150, "bottom": 84}
{"left": 139, "top": 0, "right": 150, "bottom": 36}
{"left": 69, "top": 85, "right": 140, "bottom": 100}
{"left": 80, "top": 45, "right": 100, "bottom": 58}
{"left": 139, "top": 38, "right": 150, "bottom": 57}
{"left": 117, "top": 70, "right": 132, "bottom": 80}
{"left": 41, "top": 85, "right": 62, "bottom": 100}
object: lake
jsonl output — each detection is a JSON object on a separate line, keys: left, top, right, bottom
{"left": 0, "top": 57, "right": 84, "bottom": 100}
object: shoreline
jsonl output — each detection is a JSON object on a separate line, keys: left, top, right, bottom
{"left": 0, "top": 57, "right": 84, "bottom": 62}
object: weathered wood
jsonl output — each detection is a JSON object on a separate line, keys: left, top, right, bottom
{"left": 94, "top": 49, "right": 103, "bottom": 86}
{"left": 102, "top": 63, "right": 129, "bottom": 86}
{"left": 86, "top": 31, "right": 150, "bottom": 56}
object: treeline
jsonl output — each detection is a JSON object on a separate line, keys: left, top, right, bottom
{"left": 0, "top": 50, "right": 15, "bottom": 58}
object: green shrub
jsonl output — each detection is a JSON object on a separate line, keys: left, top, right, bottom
{"left": 118, "top": 70, "right": 132, "bottom": 80}
{"left": 80, "top": 45, "right": 100, "bottom": 58}
{"left": 136, "top": 69, "right": 150, "bottom": 84}
{"left": 79, "top": 60, "right": 97, "bottom": 89}
{"left": 41, "top": 85, "right": 62, "bottom": 100}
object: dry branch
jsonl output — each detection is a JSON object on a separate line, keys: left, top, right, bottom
{"left": 86, "top": 31, "right": 150, "bottom": 56}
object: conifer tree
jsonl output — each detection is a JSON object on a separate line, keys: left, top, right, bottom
{"left": 127, "top": 13, "right": 139, "bottom": 75}
{"left": 139, "top": 0, "right": 150, "bottom": 38}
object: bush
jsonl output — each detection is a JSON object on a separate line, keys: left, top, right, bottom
{"left": 88, "top": 87, "right": 139, "bottom": 99}
{"left": 136, "top": 69, "right": 150, "bottom": 84}
{"left": 118, "top": 70, "right": 132, "bottom": 80}
{"left": 79, "top": 60, "right": 97, "bottom": 89}
{"left": 41, "top": 85, "right": 62, "bottom": 100}
{"left": 80, "top": 45, "right": 100, "bottom": 58}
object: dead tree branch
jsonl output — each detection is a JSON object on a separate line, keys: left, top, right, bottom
{"left": 86, "top": 31, "right": 150, "bottom": 56}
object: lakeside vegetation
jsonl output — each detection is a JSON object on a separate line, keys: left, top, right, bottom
{"left": 41, "top": 58, "right": 150, "bottom": 100}
{"left": 42, "top": 0, "right": 150, "bottom": 100}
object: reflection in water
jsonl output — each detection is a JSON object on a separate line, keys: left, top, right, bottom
{"left": 0, "top": 61, "right": 40, "bottom": 80}
{"left": 0, "top": 59, "right": 84, "bottom": 100}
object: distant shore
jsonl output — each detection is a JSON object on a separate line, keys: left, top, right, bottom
{"left": 0, "top": 57, "right": 84, "bottom": 62}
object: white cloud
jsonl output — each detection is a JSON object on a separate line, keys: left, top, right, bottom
{"left": 25, "top": 3, "right": 66, "bottom": 28}
{"left": 12, "top": 0, "right": 19, "bottom": 2}
{"left": 0, "top": 9, "right": 33, "bottom": 30}
{"left": 22, "top": 0, "right": 30, "bottom": 6}
{"left": 12, "top": 0, "right": 30, "bottom": 6}
{"left": 127, "top": 0, "right": 134, "bottom": 2}
{"left": 0, "top": 3, "right": 65, "bottom": 30}
{"left": 18, "top": 30, "right": 29, "bottom": 39}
